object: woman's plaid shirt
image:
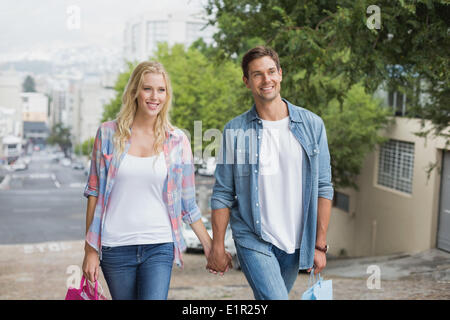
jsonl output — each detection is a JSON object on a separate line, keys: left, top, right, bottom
{"left": 84, "top": 120, "right": 201, "bottom": 267}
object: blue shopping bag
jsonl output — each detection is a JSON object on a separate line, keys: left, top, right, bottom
{"left": 301, "top": 268, "right": 333, "bottom": 300}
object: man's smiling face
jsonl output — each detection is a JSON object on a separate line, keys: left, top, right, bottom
{"left": 243, "top": 56, "right": 282, "bottom": 103}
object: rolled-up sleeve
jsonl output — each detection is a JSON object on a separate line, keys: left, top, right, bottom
{"left": 211, "top": 124, "right": 236, "bottom": 210}
{"left": 83, "top": 126, "right": 102, "bottom": 198}
{"left": 317, "top": 119, "right": 334, "bottom": 200}
{"left": 180, "top": 133, "right": 202, "bottom": 224}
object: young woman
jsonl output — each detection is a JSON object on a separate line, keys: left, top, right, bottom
{"left": 81, "top": 61, "right": 216, "bottom": 300}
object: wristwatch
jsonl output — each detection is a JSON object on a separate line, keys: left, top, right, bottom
{"left": 315, "top": 244, "right": 329, "bottom": 253}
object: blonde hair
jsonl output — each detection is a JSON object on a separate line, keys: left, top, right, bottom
{"left": 114, "top": 61, "right": 173, "bottom": 156}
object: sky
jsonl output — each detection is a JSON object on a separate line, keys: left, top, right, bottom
{"left": 0, "top": 0, "right": 206, "bottom": 61}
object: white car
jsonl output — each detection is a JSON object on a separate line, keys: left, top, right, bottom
{"left": 181, "top": 218, "right": 241, "bottom": 270}
{"left": 197, "top": 157, "right": 216, "bottom": 176}
{"left": 182, "top": 217, "right": 212, "bottom": 252}
{"left": 84, "top": 160, "right": 91, "bottom": 176}
{"left": 224, "top": 226, "right": 240, "bottom": 270}
{"left": 11, "top": 159, "right": 27, "bottom": 171}
{"left": 60, "top": 158, "right": 71, "bottom": 167}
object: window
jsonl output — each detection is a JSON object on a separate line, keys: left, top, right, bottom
{"left": 333, "top": 191, "right": 350, "bottom": 213}
{"left": 131, "top": 24, "right": 139, "bottom": 53}
{"left": 377, "top": 140, "right": 415, "bottom": 194}
{"left": 146, "top": 21, "right": 168, "bottom": 53}
{"left": 186, "top": 22, "right": 214, "bottom": 45}
{"left": 388, "top": 90, "right": 407, "bottom": 116}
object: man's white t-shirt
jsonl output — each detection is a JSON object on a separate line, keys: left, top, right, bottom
{"left": 258, "top": 116, "right": 303, "bottom": 254}
{"left": 101, "top": 152, "right": 173, "bottom": 247}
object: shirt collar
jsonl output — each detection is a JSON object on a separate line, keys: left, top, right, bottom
{"left": 246, "top": 98, "right": 302, "bottom": 123}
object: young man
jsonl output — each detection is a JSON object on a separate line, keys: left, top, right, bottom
{"left": 206, "top": 46, "right": 334, "bottom": 300}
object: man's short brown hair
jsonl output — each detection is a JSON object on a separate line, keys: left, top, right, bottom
{"left": 241, "top": 46, "right": 281, "bottom": 79}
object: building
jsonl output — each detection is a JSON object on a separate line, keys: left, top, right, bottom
{"left": 21, "top": 92, "right": 49, "bottom": 123}
{"left": 123, "top": 10, "right": 215, "bottom": 62}
{"left": 327, "top": 88, "right": 450, "bottom": 258}
{"left": 0, "top": 107, "right": 21, "bottom": 164}
{"left": 77, "top": 76, "right": 115, "bottom": 144}
{"left": 0, "top": 69, "right": 23, "bottom": 137}
{"left": 23, "top": 121, "right": 49, "bottom": 148}
{"left": 0, "top": 70, "right": 23, "bottom": 163}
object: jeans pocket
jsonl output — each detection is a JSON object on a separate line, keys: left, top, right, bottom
{"left": 101, "top": 245, "right": 113, "bottom": 252}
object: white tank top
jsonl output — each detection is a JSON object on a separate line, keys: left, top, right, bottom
{"left": 101, "top": 152, "right": 173, "bottom": 247}
{"left": 258, "top": 117, "right": 303, "bottom": 254}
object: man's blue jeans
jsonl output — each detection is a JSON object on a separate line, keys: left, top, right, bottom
{"left": 100, "top": 242, "right": 174, "bottom": 300}
{"left": 235, "top": 242, "right": 300, "bottom": 300}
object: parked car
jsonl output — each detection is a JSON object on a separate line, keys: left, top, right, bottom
{"left": 182, "top": 217, "right": 212, "bottom": 252}
{"left": 181, "top": 218, "right": 241, "bottom": 270}
{"left": 197, "top": 157, "right": 217, "bottom": 176}
{"left": 72, "top": 161, "right": 84, "bottom": 170}
{"left": 60, "top": 158, "right": 71, "bottom": 167}
{"left": 11, "top": 159, "right": 27, "bottom": 171}
{"left": 22, "top": 156, "right": 31, "bottom": 165}
{"left": 84, "top": 160, "right": 91, "bottom": 176}
{"left": 51, "top": 152, "right": 65, "bottom": 163}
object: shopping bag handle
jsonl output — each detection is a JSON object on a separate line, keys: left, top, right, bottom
{"left": 79, "top": 275, "right": 99, "bottom": 300}
{"left": 308, "top": 268, "right": 323, "bottom": 287}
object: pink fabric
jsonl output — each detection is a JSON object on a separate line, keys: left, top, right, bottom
{"left": 65, "top": 276, "right": 107, "bottom": 300}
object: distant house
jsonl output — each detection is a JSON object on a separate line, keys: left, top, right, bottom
{"left": 123, "top": 9, "right": 215, "bottom": 62}
{"left": 23, "top": 121, "right": 49, "bottom": 147}
{"left": 327, "top": 88, "right": 450, "bottom": 257}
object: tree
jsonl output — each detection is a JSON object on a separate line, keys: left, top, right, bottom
{"left": 74, "top": 137, "right": 95, "bottom": 157}
{"left": 102, "top": 43, "right": 250, "bottom": 155}
{"left": 156, "top": 43, "right": 250, "bottom": 150}
{"left": 204, "top": 0, "right": 449, "bottom": 188}
{"left": 206, "top": 0, "right": 450, "bottom": 134}
{"left": 47, "top": 123, "right": 72, "bottom": 157}
{"left": 22, "top": 75, "right": 36, "bottom": 92}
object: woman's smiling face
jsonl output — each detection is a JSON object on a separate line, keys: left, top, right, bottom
{"left": 136, "top": 72, "right": 167, "bottom": 119}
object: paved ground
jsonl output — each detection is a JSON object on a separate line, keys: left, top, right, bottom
{"left": 0, "top": 240, "right": 448, "bottom": 300}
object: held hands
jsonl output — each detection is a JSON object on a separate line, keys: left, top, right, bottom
{"left": 205, "top": 245, "right": 233, "bottom": 276}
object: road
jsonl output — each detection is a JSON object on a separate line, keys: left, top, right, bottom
{"left": 0, "top": 151, "right": 88, "bottom": 244}
{"left": 1, "top": 151, "right": 449, "bottom": 300}
{"left": 0, "top": 151, "right": 216, "bottom": 245}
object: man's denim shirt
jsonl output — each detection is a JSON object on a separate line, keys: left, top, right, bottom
{"left": 211, "top": 98, "right": 334, "bottom": 270}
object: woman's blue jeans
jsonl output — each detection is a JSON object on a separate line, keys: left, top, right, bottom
{"left": 100, "top": 242, "right": 174, "bottom": 300}
{"left": 235, "top": 242, "right": 300, "bottom": 300}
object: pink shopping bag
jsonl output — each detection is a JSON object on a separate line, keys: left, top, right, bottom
{"left": 65, "top": 275, "right": 107, "bottom": 300}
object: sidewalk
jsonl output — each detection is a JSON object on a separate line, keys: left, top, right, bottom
{"left": 0, "top": 240, "right": 449, "bottom": 300}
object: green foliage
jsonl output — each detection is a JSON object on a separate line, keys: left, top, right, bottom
{"left": 204, "top": 0, "right": 449, "bottom": 188}
{"left": 101, "top": 43, "right": 251, "bottom": 153}
{"left": 323, "top": 84, "right": 393, "bottom": 188}
{"left": 22, "top": 75, "right": 36, "bottom": 92}
{"left": 155, "top": 43, "right": 250, "bottom": 143}
{"left": 74, "top": 137, "right": 95, "bottom": 157}
{"left": 47, "top": 123, "right": 72, "bottom": 157}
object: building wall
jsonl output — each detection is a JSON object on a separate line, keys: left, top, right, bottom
{"left": 327, "top": 117, "right": 449, "bottom": 257}
{"left": 21, "top": 92, "right": 48, "bottom": 123}
{"left": 79, "top": 77, "right": 115, "bottom": 143}
{"left": 123, "top": 10, "right": 215, "bottom": 62}
{"left": 0, "top": 70, "right": 23, "bottom": 138}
